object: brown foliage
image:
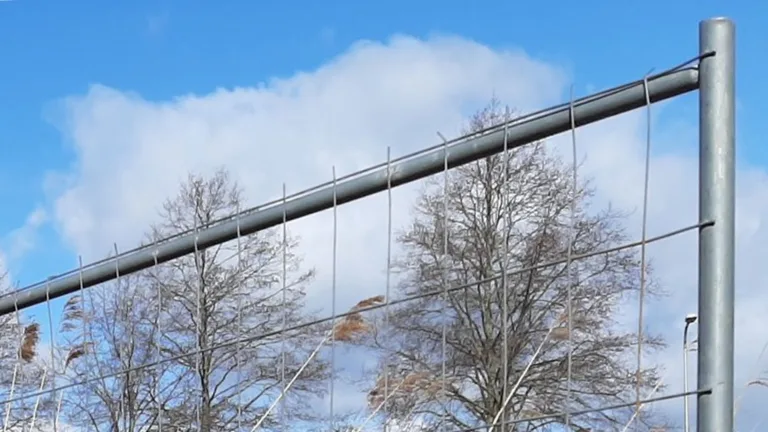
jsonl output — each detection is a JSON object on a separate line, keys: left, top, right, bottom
{"left": 64, "top": 343, "right": 91, "bottom": 369}
{"left": 367, "top": 370, "right": 442, "bottom": 409}
{"left": 19, "top": 323, "right": 40, "bottom": 362}
{"left": 60, "top": 294, "right": 84, "bottom": 333}
{"left": 333, "top": 295, "right": 385, "bottom": 342}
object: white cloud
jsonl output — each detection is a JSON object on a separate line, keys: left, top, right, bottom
{"left": 47, "top": 35, "right": 565, "bottom": 263}
{"left": 0, "top": 207, "right": 47, "bottom": 284}
{"left": 0, "top": 250, "right": 7, "bottom": 280}
{"left": 3, "top": 207, "right": 47, "bottom": 262}
{"left": 32, "top": 33, "right": 768, "bottom": 430}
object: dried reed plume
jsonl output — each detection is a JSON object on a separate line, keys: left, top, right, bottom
{"left": 519, "top": 409, "right": 545, "bottom": 419}
{"left": 551, "top": 326, "right": 570, "bottom": 341}
{"left": 354, "top": 295, "right": 385, "bottom": 310}
{"left": 367, "top": 370, "right": 442, "bottom": 408}
{"left": 19, "top": 323, "right": 40, "bottom": 362}
{"left": 333, "top": 295, "right": 385, "bottom": 342}
{"left": 550, "top": 309, "right": 575, "bottom": 341}
{"left": 252, "top": 295, "right": 386, "bottom": 430}
{"left": 64, "top": 343, "right": 91, "bottom": 369}
{"left": 60, "top": 295, "right": 84, "bottom": 332}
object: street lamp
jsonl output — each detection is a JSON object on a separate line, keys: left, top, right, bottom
{"left": 683, "top": 313, "right": 698, "bottom": 432}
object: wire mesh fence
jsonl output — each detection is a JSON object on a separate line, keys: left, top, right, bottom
{"left": 0, "top": 18, "right": 735, "bottom": 432}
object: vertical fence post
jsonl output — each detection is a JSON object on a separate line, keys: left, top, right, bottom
{"left": 697, "top": 17, "right": 736, "bottom": 432}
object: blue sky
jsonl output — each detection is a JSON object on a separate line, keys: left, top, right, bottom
{"left": 0, "top": 0, "right": 766, "bottom": 429}
{"left": 0, "top": 0, "right": 763, "bottom": 283}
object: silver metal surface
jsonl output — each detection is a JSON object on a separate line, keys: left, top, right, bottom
{"left": 684, "top": 315, "right": 697, "bottom": 432}
{"left": 697, "top": 16, "right": 736, "bottom": 432}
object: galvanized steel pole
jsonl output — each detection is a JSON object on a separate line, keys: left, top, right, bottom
{"left": 697, "top": 17, "right": 736, "bottom": 432}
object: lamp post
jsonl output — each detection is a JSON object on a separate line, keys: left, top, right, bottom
{"left": 683, "top": 313, "right": 698, "bottom": 432}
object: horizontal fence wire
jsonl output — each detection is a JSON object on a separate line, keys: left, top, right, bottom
{"left": 0, "top": 220, "right": 710, "bottom": 408}
{"left": 460, "top": 389, "right": 713, "bottom": 432}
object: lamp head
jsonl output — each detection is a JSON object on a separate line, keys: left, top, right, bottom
{"left": 685, "top": 313, "right": 698, "bottom": 324}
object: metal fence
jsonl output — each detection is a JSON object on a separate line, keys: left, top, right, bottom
{"left": 0, "top": 17, "right": 735, "bottom": 432}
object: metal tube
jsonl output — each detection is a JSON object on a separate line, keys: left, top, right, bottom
{"left": 684, "top": 322, "right": 691, "bottom": 432}
{"left": 0, "top": 67, "right": 701, "bottom": 317}
{"left": 697, "top": 17, "right": 736, "bottom": 432}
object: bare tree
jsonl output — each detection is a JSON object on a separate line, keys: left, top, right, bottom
{"left": 0, "top": 273, "right": 48, "bottom": 431}
{"left": 58, "top": 169, "right": 330, "bottom": 431}
{"left": 61, "top": 275, "right": 177, "bottom": 432}
{"left": 361, "top": 99, "right": 668, "bottom": 431}
{"left": 145, "top": 169, "right": 327, "bottom": 431}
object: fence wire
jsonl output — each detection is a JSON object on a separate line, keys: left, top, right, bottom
{"left": 0, "top": 51, "right": 722, "bottom": 432}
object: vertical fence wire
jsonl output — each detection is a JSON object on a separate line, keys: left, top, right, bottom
{"left": 113, "top": 243, "right": 124, "bottom": 431}
{"left": 501, "top": 107, "right": 511, "bottom": 432}
{"left": 80, "top": 259, "right": 91, "bottom": 432}
{"left": 45, "top": 280, "right": 56, "bottom": 432}
{"left": 439, "top": 131, "right": 450, "bottom": 431}
{"left": 193, "top": 218, "right": 202, "bottom": 431}
{"left": 152, "top": 248, "right": 163, "bottom": 432}
{"left": 565, "top": 85, "right": 579, "bottom": 429}
{"left": 81, "top": 254, "right": 104, "bottom": 431}
{"left": 54, "top": 289, "right": 67, "bottom": 426}
{"left": 384, "top": 146, "right": 393, "bottom": 432}
{"left": 634, "top": 73, "right": 654, "bottom": 428}
{"left": 3, "top": 297, "right": 22, "bottom": 432}
{"left": 330, "top": 166, "right": 338, "bottom": 430}
{"left": 281, "top": 183, "right": 288, "bottom": 429}
{"left": 235, "top": 206, "right": 244, "bottom": 431}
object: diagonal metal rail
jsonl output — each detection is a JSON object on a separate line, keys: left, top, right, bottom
{"left": 0, "top": 65, "right": 700, "bottom": 317}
